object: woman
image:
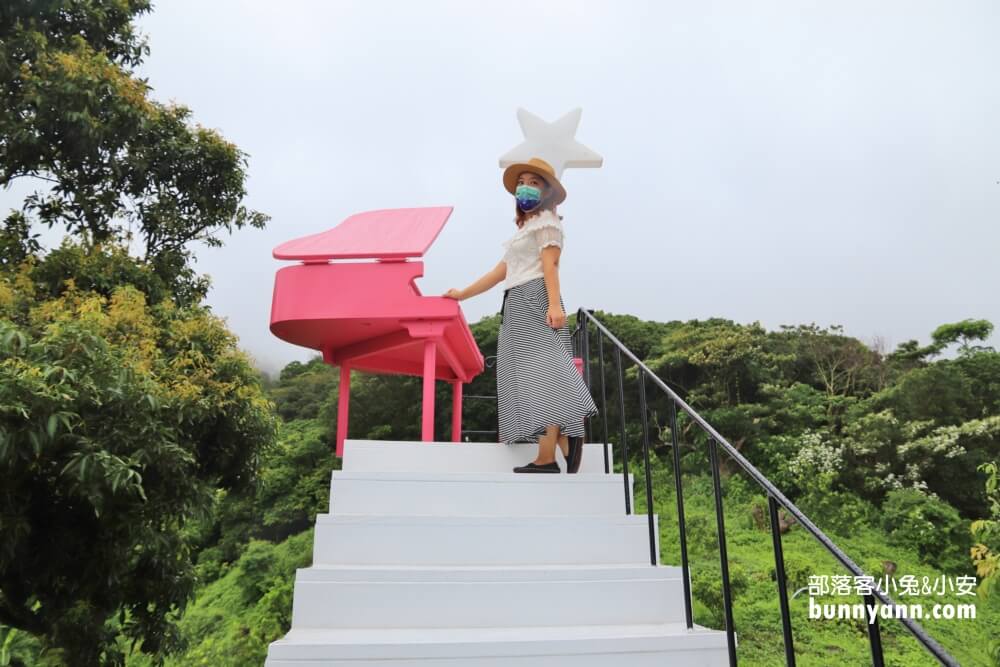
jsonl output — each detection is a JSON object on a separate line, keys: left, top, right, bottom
{"left": 444, "top": 156, "right": 599, "bottom": 473}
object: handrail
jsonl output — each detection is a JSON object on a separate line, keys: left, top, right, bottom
{"left": 461, "top": 355, "right": 498, "bottom": 440}
{"left": 571, "top": 307, "right": 961, "bottom": 667}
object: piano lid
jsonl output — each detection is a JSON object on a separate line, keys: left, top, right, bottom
{"left": 273, "top": 206, "right": 454, "bottom": 261}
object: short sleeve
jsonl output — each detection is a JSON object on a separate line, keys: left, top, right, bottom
{"left": 533, "top": 224, "right": 563, "bottom": 253}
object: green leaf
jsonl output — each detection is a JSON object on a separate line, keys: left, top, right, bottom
{"left": 58, "top": 412, "right": 74, "bottom": 433}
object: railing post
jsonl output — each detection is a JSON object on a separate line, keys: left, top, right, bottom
{"left": 572, "top": 310, "right": 584, "bottom": 358}
{"left": 708, "top": 437, "right": 738, "bottom": 665}
{"left": 614, "top": 346, "right": 631, "bottom": 515}
{"left": 638, "top": 370, "right": 657, "bottom": 566}
{"left": 865, "top": 593, "right": 885, "bottom": 666}
{"left": 582, "top": 310, "right": 594, "bottom": 444}
{"left": 596, "top": 325, "right": 610, "bottom": 474}
{"left": 669, "top": 400, "right": 694, "bottom": 629}
{"left": 768, "top": 495, "right": 796, "bottom": 666}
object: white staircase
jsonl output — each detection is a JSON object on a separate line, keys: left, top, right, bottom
{"left": 264, "top": 439, "right": 734, "bottom": 666}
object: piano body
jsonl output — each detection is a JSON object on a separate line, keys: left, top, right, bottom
{"left": 269, "top": 206, "right": 486, "bottom": 457}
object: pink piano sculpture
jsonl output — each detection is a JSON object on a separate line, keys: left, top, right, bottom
{"left": 269, "top": 206, "right": 486, "bottom": 457}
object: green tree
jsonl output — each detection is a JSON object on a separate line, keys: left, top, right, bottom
{"left": 1, "top": 1, "right": 275, "bottom": 662}
{"left": 971, "top": 461, "right": 1000, "bottom": 594}
{"left": 971, "top": 461, "right": 1000, "bottom": 664}
{"left": 1, "top": 0, "right": 268, "bottom": 306}
{"left": 931, "top": 319, "right": 995, "bottom": 356}
{"left": 0, "top": 248, "right": 279, "bottom": 664}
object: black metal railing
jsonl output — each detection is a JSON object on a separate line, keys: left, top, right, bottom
{"left": 570, "top": 307, "right": 960, "bottom": 667}
{"left": 461, "top": 355, "right": 499, "bottom": 440}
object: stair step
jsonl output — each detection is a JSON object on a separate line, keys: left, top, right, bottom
{"left": 298, "top": 562, "right": 682, "bottom": 579}
{"left": 265, "top": 437, "right": 734, "bottom": 666}
{"left": 329, "top": 471, "right": 635, "bottom": 516}
{"left": 266, "top": 622, "right": 733, "bottom": 665}
{"left": 313, "top": 513, "right": 660, "bottom": 565}
{"left": 290, "top": 563, "right": 687, "bottom": 629}
{"left": 342, "top": 439, "right": 615, "bottom": 474}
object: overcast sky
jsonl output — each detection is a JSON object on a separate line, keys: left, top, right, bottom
{"left": 5, "top": 1, "right": 998, "bottom": 376}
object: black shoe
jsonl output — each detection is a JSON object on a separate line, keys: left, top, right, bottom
{"left": 513, "top": 461, "right": 560, "bottom": 473}
{"left": 566, "top": 437, "right": 584, "bottom": 474}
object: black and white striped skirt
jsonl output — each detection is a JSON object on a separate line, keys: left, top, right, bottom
{"left": 496, "top": 276, "right": 599, "bottom": 444}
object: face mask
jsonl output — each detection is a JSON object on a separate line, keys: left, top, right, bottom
{"left": 515, "top": 184, "right": 542, "bottom": 211}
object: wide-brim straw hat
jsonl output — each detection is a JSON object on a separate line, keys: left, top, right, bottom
{"left": 502, "top": 156, "right": 567, "bottom": 206}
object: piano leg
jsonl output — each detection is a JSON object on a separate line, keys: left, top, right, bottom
{"left": 451, "top": 380, "right": 463, "bottom": 442}
{"left": 422, "top": 340, "right": 436, "bottom": 441}
{"left": 336, "top": 363, "right": 351, "bottom": 458}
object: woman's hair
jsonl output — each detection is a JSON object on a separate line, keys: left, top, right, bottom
{"left": 514, "top": 174, "right": 565, "bottom": 228}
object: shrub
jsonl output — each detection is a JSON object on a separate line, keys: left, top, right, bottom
{"left": 880, "top": 488, "right": 970, "bottom": 573}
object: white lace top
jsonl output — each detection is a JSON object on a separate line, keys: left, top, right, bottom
{"left": 500, "top": 209, "right": 565, "bottom": 291}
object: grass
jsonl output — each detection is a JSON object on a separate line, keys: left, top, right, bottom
{"left": 630, "top": 449, "right": 1000, "bottom": 666}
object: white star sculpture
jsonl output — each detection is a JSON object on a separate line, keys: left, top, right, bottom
{"left": 498, "top": 107, "right": 603, "bottom": 179}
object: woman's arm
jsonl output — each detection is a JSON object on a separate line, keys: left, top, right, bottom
{"left": 541, "top": 246, "right": 566, "bottom": 328}
{"left": 444, "top": 260, "right": 506, "bottom": 301}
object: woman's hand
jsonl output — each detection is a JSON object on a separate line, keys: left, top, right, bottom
{"left": 443, "top": 288, "right": 465, "bottom": 300}
{"left": 546, "top": 304, "right": 566, "bottom": 329}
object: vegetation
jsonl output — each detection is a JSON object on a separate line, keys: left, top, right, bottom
{"left": 1, "top": 2, "right": 998, "bottom": 666}
{"left": 1, "top": 1, "right": 273, "bottom": 663}
{"left": 8, "top": 312, "right": 991, "bottom": 667}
